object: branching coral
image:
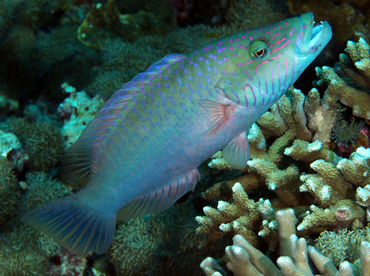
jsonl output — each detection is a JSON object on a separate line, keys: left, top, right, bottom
{"left": 316, "top": 38, "right": 370, "bottom": 121}
{"left": 200, "top": 209, "right": 370, "bottom": 276}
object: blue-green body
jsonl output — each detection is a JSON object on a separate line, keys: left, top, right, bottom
{"left": 22, "top": 13, "right": 332, "bottom": 257}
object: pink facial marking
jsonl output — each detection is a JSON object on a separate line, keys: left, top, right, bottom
{"left": 270, "top": 53, "right": 281, "bottom": 60}
{"left": 265, "top": 31, "right": 271, "bottom": 34}
{"left": 270, "top": 32, "right": 280, "bottom": 42}
{"left": 284, "top": 57, "right": 288, "bottom": 86}
{"left": 289, "top": 27, "right": 295, "bottom": 36}
{"left": 236, "top": 37, "right": 239, "bottom": 42}
{"left": 255, "top": 60, "right": 270, "bottom": 75}
{"left": 238, "top": 44, "right": 248, "bottom": 49}
{"left": 273, "top": 26, "right": 276, "bottom": 30}
{"left": 259, "top": 27, "right": 263, "bottom": 31}
{"left": 217, "top": 41, "right": 223, "bottom": 46}
{"left": 274, "top": 37, "right": 286, "bottom": 45}
{"left": 284, "top": 21, "right": 288, "bottom": 25}
{"left": 253, "top": 30, "right": 256, "bottom": 33}
{"left": 243, "top": 71, "right": 253, "bottom": 81}
{"left": 230, "top": 46, "right": 235, "bottom": 51}
{"left": 229, "top": 38, "right": 233, "bottom": 44}
{"left": 257, "top": 35, "right": 260, "bottom": 39}
{"left": 241, "top": 35, "right": 246, "bottom": 39}
{"left": 238, "top": 60, "right": 254, "bottom": 67}
{"left": 249, "top": 36, "right": 254, "bottom": 41}
{"left": 244, "top": 95, "right": 249, "bottom": 106}
{"left": 270, "top": 67, "right": 274, "bottom": 95}
{"left": 270, "top": 40, "right": 291, "bottom": 54}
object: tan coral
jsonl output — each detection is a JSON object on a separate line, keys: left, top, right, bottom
{"left": 337, "top": 147, "right": 370, "bottom": 187}
{"left": 247, "top": 158, "right": 303, "bottom": 206}
{"left": 200, "top": 209, "right": 370, "bottom": 276}
{"left": 284, "top": 139, "right": 339, "bottom": 163}
{"left": 316, "top": 38, "right": 370, "bottom": 121}
{"left": 297, "top": 199, "right": 365, "bottom": 231}
{"left": 303, "top": 87, "right": 337, "bottom": 144}
{"left": 196, "top": 183, "right": 265, "bottom": 248}
{"left": 300, "top": 159, "right": 354, "bottom": 207}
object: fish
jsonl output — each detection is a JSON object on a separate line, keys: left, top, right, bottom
{"left": 21, "top": 12, "right": 332, "bottom": 257}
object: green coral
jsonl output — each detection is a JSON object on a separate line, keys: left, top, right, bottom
{"left": 332, "top": 105, "right": 364, "bottom": 147}
{"left": 3, "top": 118, "right": 64, "bottom": 172}
{"left": 0, "top": 157, "right": 20, "bottom": 226}
{"left": 0, "top": 226, "right": 50, "bottom": 276}
{"left": 110, "top": 200, "right": 225, "bottom": 276}
{"left": 20, "top": 171, "right": 72, "bottom": 213}
{"left": 315, "top": 225, "right": 370, "bottom": 267}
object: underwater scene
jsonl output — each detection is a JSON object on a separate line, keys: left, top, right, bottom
{"left": 1, "top": 0, "right": 370, "bottom": 275}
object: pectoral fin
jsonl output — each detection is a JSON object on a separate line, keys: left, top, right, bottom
{"left": 199, "top": 100, "right": 236, "bottom": 136}
{"left": 222, "top": 132, "right": 250, "bottom": 170}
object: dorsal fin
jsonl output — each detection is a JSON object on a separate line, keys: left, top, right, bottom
{"left": 59, "top": 54, "right": 185, "bottom": 186}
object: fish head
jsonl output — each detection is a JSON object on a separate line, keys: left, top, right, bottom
{"left": 216, "top": 12, "right": 332, "bottom": 109}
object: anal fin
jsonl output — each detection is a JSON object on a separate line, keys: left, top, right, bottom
{"left": 222, "top": 132, "right": 250, "bottom": 170}
{"left": 118, "top": 169, "right": 201, "bottom": 221}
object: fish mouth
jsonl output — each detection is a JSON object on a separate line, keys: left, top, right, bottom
{"left": 298, "top": 12, "right": 332, "bottom": 57}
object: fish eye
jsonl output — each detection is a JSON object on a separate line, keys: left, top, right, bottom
{"left": 249, "top": 40, "right": 269, "bottom": 60}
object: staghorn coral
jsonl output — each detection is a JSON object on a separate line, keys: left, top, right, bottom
{"left": 316, "top": 38, "right": 370, "bottom": 121}
{"left": 199, "top": 59, "right": 370, "bottom": 255}
{"left": 196, "top": 183, "right": 266, "bottom": 249}
{"left": 200, "top": 209, "right": 370, "bottom": 276}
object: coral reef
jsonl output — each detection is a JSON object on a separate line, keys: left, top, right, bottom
{"left": 200, "top": 209, "right": 370, "bottom": 276}
{"left": 284, "top": 0, "right": 370, "bottom": 46}
{"left": 111, "top": 199, "right": 225, "bottom": 276}
{"left": 1, "top": 0, "right": 370, "bottom": 274}
{"left": 0, "top": 157, "right": 20, "bottom": 226}
{"left": 316, "top": 38, "right": 370, "bottom": 121}
{"left": 2, "top": 117, "right": 64, "bottom": 171}
{"left": 0, "top": 0, "right": 98, "bottom": 102}
{"left": 58, "top": 83, "right": 105, "bottom": 148}
{"left": 198, "top": 37, "right": 370, "bottom": 276}
{"left": 77, "top": 0, "right": 176, "bottom": 49}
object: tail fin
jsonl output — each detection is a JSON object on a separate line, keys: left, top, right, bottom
{"left": 21, "top": 194, "right": 116, "bottom": 257}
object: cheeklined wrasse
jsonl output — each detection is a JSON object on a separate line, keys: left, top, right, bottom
{"left": 21, "top": 13, "right": 332, "bottom": 257}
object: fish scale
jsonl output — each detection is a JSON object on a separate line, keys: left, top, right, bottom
{"left": 21, "top": 13, "right": 332, "bottom": 257}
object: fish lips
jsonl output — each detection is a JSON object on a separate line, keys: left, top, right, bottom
{"left": 297, "top": 12, "right": 332, "bottom": 58}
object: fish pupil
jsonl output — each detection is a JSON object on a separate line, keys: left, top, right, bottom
{"left": 254, "top": 48, "right": 265, "bottom": 57}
